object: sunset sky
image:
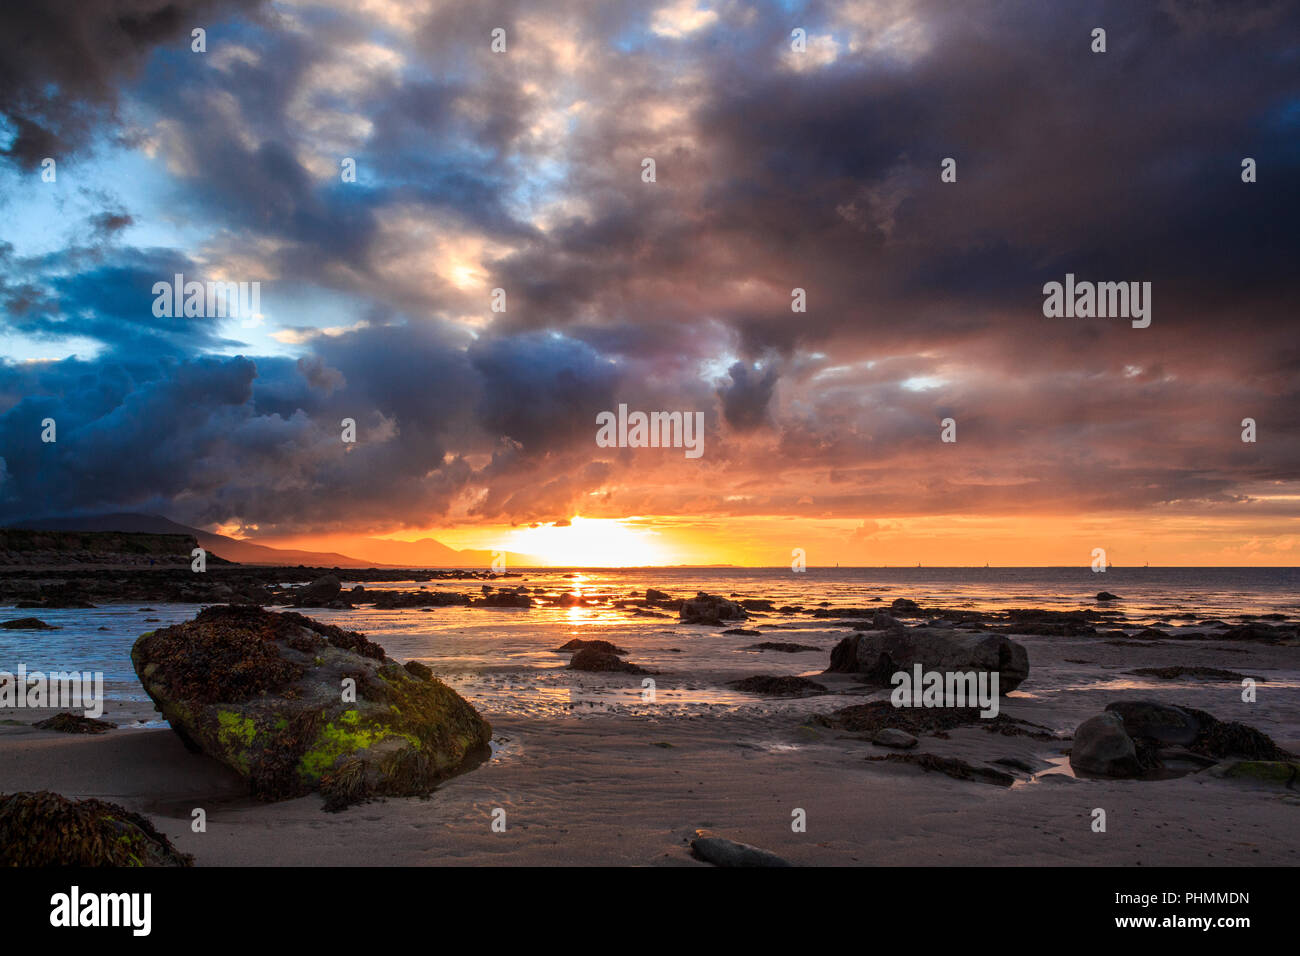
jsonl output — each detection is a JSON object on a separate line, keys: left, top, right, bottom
{"left": 1, "top": 0, "right": 1297, "bottom": 567}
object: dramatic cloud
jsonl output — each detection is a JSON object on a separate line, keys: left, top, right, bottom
{"left": 0, "top": 0, "right": 1297, "bottom": 544}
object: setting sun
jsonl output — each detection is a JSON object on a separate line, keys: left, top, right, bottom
{"left": 501, "top": 516, "right": 669, "bottom": 567}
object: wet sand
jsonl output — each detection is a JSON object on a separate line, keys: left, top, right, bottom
{"left": 2, "top": 627, "right": 1296, "bottom": 866}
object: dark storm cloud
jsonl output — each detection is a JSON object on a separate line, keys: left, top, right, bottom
{"left": 0, "top": 0, "right": 265, "bottom": 167}
{"left": 2, "top": 0, "right": 1298, "bottom": 532}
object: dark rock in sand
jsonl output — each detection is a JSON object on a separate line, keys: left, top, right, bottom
{"left": 813, "top": 700, "right": 1054, "bottom": 740}
{"left": 0, "top": 791, "right": 192, "bottom": 866}
{"left": 645, "top": 588, "right": 672, "bottom": 603}
{"left": 555, "top": 638, "right": 629, "bottom": 655}
{"left": 729, "top": 675, "right": 827, "bottom": 696}
{"left": 890, "top": 598, "right": 922, "bottom": 615}
{"left": 1072, "top": 702, "right": 1291, "bottom": 779}
{"left": 691, "top": 829, "right": 792, "bottom": 867}
{"left": 740, "top": 599, "right": 775, "bottom": 612}
{"left": 132, "top": 606, "right": 491, "bottom": 811}
{"left": 1219, "top": 622, "right": 1296, "bottom": 643}
{"left": 867, "top": 752, "right": 1015, "bottom": 787}
{"left": 567, "top": 648, "right": 649, "bottom": 674}
{"left": 680, "top": 592, "right": 747, "bottom": 625}
{"left": 0, "top": 617, "right": 59, "bottom": 630}
{"left": 871, "top": 728, "right": 918, "bottom": 749}
{"left": 723, "top": 628, "right": 761, "bottom": 636}
{"left": 293, "top": 574, "right": 342, "bottom": 607}
{"left": 1069, "top": 713, "right": 1141, "bottom": 777}
{"left": 472, "top": 591, "right": 533, "bottom": 608}
{"left": 825, "top": 628, "right": 1029, "bottom": 693}
{"left": 33, "top": 712, "right": 116, "bottom": 734}
{"left": 1096, "top": 591, "right": 1121, "bottom": 601}
{"left": 742, "top": 642, "right": 820, "bottom": 653}
{"left": 1104, "top": 700, "right": 1200, "bottom": 746}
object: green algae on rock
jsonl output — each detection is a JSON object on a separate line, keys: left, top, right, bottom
{"left": 131, "top": 605, "right": 491, "bottom": 810}
{"left": 0, "top": 791, "right": 192, "bottom": 866}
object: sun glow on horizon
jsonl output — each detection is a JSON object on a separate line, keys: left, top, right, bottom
{"left": 502, "top": 515, "right": 670, "bottom": 567}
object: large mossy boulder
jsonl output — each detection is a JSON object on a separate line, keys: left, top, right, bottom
{"left": 132, "top": 606, "right": 491, "bottom": 810}
{"left": 825, "top": 628, "right": 1030, "bottom": 693}
{"left": 0, "top": 791, "right": 192, "bottom": 866}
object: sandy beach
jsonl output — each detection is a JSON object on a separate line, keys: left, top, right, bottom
{"left": 3, "top": 585, "right": 1297, "bottom": 866}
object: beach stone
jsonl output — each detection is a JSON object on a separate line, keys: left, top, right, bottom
{"left": 0, "top": 617, "right": 59, "bottom": 629}
{"left": 645, "top": 588, "right": 672, "bottom": 603}
{"left": 567, "top": 648, "right": 648, "bottom": 673}
{"left": 1070, "top": 713, "right": 1140, "bottom": 777}
{"left": 680, "top": 592, "right": 748, "bottom": 625}
{"left": 131, "top": 606, "right": 491, "bottom": 810}
{"left": 556, "top": 638, "right": 629, "bottom": 655}
{"left": 691, "top": 829, "right": 792, "bottom": 867}
{"left": 890, "top": 598, "right": 922, "bottom": 614}
{"left": 871, "top": 728, "right": 918, "bottom": 749}
{"left": 1104, "top": 700, "right": 1200, "bottom": 746}
{"left": 825, "top": 628, "right": 1030, "bottom": 693}
{"left": 0, "top": 791, "right": 192, "bottom": 866}
{"left": 1096, "top": 591, "right": 1121, "bottom": 601}
{"left": 293, "top": 574, "right": 341, "bottom": 607}
{"left": 729, "top": 675, "right": 826, "bottom": 696}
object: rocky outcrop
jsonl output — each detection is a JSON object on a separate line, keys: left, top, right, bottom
{"left": 292, "top": 574, "right": 343, "bottom": 607}
{"left": 131, "top": 606, "right": 491, "bottom": 810}
{"left": 0, "top": 791, "right": 192, "bottom": 866}
{"left": 680, "top": 592, "right": 747, "bottom": 626}
{"left": 1070, "top": 700, "right": 1292, "bottom": 778}
{"left": 825, "top": 628, "right": 1029, "bottom": 693}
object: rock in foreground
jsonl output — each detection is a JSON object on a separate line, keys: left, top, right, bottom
{"left": 691, "top": 829, "right": 792, "bottom": 867}
{"left": 0, "top": 791, "right": 192, "bottom": 866}
{"left": 826, "top": 628, "right": 1030, "bottom": 693}
{"left": 132, "top": 606, "right": 491, "bottom": 810}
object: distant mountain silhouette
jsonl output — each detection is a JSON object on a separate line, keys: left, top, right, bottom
{"left": 7, "top": 513, "right": 536, "bottom": 568}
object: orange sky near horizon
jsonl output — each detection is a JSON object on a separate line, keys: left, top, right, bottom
{"left": 252, "top": 512, "right": 1300, "bottom": 568}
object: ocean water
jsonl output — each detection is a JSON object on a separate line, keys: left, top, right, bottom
{"left": 2, "top": 567, "right": 1296, "bottom": 724}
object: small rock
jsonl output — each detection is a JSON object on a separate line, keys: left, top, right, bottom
{"left": 871, "top": 728, "right": 918, "bottom": 749}
{"left": 690, "top": 829, "right": 792, "bottom": 867}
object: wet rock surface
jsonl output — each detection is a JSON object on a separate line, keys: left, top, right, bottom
{"left": 131, "top": 605, "right": 492, "bottom": 810}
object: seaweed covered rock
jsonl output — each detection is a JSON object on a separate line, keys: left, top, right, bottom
{"left": 0, "top": 791, "right": 192, "bottom": 866}
{"left": 1070, "top": 700, "right": 1292, "bottom": 778}
{"left": 131, "top": 606, "right": 491, "bottom": 810}
{"left": 825, "top": 628, "right": 1029, "bottom": 693}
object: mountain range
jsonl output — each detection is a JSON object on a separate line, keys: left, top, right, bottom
{"left": 8, "top": 514, "right": 542, "bottom": 568}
